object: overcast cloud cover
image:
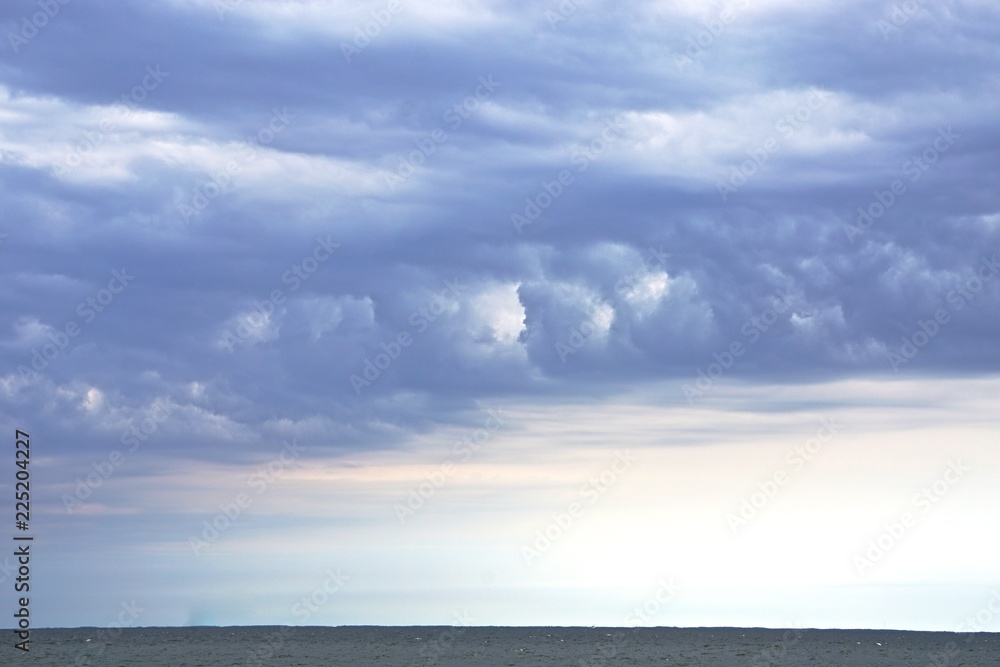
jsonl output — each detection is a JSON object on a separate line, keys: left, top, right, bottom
{"left": 1, "top": 0, "right": 999, "bottom": 633}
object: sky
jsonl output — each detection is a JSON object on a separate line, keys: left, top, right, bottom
{"left": 0, "top": 0, "right": 999, "bottom": 633}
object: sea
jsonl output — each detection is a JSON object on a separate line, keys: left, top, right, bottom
{"left": 5, "top": 626, "right": 1000, "bottom": 666}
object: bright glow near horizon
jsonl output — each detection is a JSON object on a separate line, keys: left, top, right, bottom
{"left": 26, "top": 377, "right": 1000, "bottom": 630}
{"left": 1, "top": 0, "right": 999, "bottom": 634}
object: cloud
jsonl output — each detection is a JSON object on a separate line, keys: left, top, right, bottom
{"left": 0, "top": 0, "right": 997, "bottom": 461}
{"left": 1, "top": 0, "right": 999, "bottom": 628}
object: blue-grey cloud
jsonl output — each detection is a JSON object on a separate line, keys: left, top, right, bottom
{"left": 1, "top": 0, "right": 998, "bottom": 469}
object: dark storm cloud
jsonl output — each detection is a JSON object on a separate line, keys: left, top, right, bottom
{"left": 1, "top": 0, "right": 998, "bottom": 473}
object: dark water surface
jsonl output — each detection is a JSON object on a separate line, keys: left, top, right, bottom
{"left": 5, "top": 626, "right": 1000, "bottom": 666}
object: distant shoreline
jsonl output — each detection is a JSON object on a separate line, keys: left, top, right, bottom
{"left": 16, "top": 625, "right": 1000, "bottom": 633}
